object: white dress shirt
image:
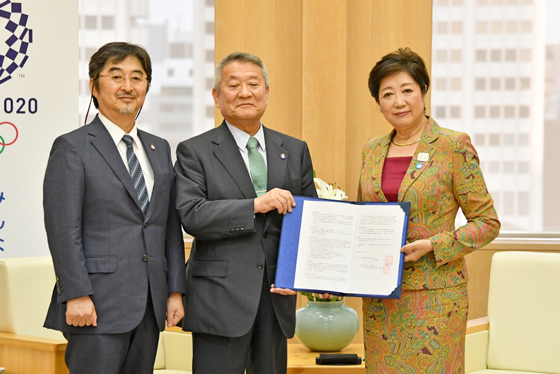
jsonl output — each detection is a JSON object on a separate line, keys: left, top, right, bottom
{"left": 98, "top": 113, "right": 155, "bottom": 199}
{"left": 226, "top": 121, "right": 267, "bottom": 183}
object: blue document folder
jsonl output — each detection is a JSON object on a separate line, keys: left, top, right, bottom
{"left": 275, "top": 196, "right": 410, "bottom": 299}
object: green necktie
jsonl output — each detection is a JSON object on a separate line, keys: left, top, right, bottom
{"left": 247, "top": 136, "right": 267, "bottom": 197}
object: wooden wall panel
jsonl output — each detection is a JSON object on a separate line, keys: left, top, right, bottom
{"left": 214, "top": 0, "right": 303, "bottom": 139}
{"left": 345, "top": 0, "right": 433, "bottom": 200}
{"left": 301, "top": 1, "right": 348, "bottom": 187}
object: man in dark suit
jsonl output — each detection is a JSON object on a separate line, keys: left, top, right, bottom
{"left": 174, "top": 52, "right": 317, "bottom": 374}
{"left": 43, "top": 42, "right": 186, "bottom": 374}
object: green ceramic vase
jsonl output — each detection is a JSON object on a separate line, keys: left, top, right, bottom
{"left": 295, "top": 300, "right": 360, "bottom": 352}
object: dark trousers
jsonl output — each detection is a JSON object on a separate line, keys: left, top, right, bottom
{"left": 192, "top": 271, "right": 287, "bottom": 374}
{"left": 64, "top": 294, "right": 159, "bottom": 374}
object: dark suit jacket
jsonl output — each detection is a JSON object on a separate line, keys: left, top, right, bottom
{"left": 43, "top": 115, "right": 186, "bottom": 334}
{"left": 174, "top": 122, "right": 316, "bottom": 338}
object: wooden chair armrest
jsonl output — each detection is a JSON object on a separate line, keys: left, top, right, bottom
{"left": 466, "top": 316, "right": 489, "bottom": 334}
{"left": 0, "top": 331, "right": 67, "bottom": 352}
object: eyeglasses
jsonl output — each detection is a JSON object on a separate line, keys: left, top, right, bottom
{"left": 98, "top": 73, "right": 146, "bottom": 85}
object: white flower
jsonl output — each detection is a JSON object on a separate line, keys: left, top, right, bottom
{"left": 314, "top": 177, "right": 348, "bottom": 201}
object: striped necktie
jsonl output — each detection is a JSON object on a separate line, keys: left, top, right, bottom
{"left": 122, "top": 135, "right": 149, "bottom": 215}
{"left": 247, "top": 136, "right": 267, "bottom": 197}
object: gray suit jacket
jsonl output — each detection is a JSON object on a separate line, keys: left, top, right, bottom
{"left": 174, "top": 122, "right": 317, "bottom": 338}
{"left": 43, "top": 115, "right": 186, "bottom": 334}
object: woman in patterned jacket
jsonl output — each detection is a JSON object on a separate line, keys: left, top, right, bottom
{"left": 358, "top": 47, "right": 500, "bottom": 373}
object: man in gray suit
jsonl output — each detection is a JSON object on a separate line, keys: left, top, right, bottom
{"left": 43, "top": 42, "right": 186, "bottom": 374}
{"left": 175, "top": 52, "right": 317, "bottom": 374}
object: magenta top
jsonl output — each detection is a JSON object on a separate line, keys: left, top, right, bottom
{"left": 381, "top": 156, "right": 413, "bottom": 202}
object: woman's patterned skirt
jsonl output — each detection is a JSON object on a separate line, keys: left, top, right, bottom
{"left": 362, "top": 284, "right": 468, "bottom": 374}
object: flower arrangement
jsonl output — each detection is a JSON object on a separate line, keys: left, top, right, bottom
{"left": 300, "top": 174, "right": 348, "bottom": 302}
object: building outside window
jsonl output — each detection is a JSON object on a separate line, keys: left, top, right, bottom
{"left": 432, "top": 0, "right": 560, "bottom": 232}
{"left": 78, "top": 0, "right": 215, "bottom": 160}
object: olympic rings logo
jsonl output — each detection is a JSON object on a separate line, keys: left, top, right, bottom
{"left": 0, "top": 121, "right": 18, "bottom": 154}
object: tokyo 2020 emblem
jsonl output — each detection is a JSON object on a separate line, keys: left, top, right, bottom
{"left": 0, "top": 1, "right": 33, "bottom": 85}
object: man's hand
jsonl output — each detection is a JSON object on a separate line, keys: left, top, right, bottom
{"left": 66, "top": 295, "right": 97, "bottom": 327}
{"left": 400, "top": 239, "right": 433, "bottom": 262}
{"left": 270, "top": 284, "right": 298, "bottom": 296}
{"left": 254, "top": 188, "right": 296, "bottom": 215}
{"left": 166, "top": 292, "right": 184, "bottom": 328}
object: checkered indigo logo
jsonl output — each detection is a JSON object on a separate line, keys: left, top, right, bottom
{"left": 0, "top": 1, "right": 32, "bottom": 85}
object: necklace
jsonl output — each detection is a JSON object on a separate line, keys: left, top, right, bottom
{"left": 391, "top": 137, "right": 421, "bottom": 147}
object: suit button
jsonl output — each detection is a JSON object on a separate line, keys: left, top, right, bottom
{"left": 257, "top": 263, "right": 264, "bottom": 270}
{"left": 142, "top": 255, "right": 148, "bottom": 262}
{"left": 144, "top": 223, "right": 148, "bottom": 229}
{"left": 263, "top": 232, "right": 268, "bottom": 238}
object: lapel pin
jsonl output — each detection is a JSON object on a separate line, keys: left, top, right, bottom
{"left": 418, "top": 152, "right": 429, "bottom": 162}
{"left": 280, "top": 153, "right": 286, "bottom": 160}
{"left": 415, "top": 162, "right": 423, "bottom": 169}
{"left": 150, "top": 144, "right": 155, "bottom": 150}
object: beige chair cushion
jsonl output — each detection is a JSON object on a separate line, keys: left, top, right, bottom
{"left": 153, "top": 330, "right": 193, "bottom": 373}
{"left": 0, "top": 257, "right": 64, "bottom": 340}
{"left": 154, "top": 332, "right": 166, "bottom": 369}
{"left": 486, "top": 251, "right": 560, "bottom": 373}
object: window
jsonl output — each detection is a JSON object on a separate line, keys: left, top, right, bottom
{"left": 206, "top": 77, "right": 214, "bottom": 90}
{"left": 84, "top": 15, "right": 96, "bottom": 29}
{"left": 490, "top": 49, "right": 502, "bottom": 62}
{"left": 489, "top": 133, "right": 500, "bottom": 145}
{"left": 490, "top": 106, "right": 500, "bottom": 118}
{"left": 490, "top": 78, "right": 501, "bottom": 90}
{"left": 450, "top": 78, "right": 462, "bottom": 90}
{"left": 520, "top": 77, "right": 531, "bottom": 89}
{"left": 491, "top": 21, "right": 503, "bottom": 33}
{"left": 506, "top": 20, "right": 518, "bottom": 33}
{"left": 206, "top": 50, "right": 214, "bottom": 63}
{"left": 436, "top": 50, "right": 447, "bottom": 62}
{"left": 435, "top": 78, "right": 447, "bottom": 90}
{"left": 206, "top": 106, "right": 215, "bottom": 118}
{"left": 519, "top": 106, "right": 530, "bottom": 118}
{"left": 521, "top": 20, "right": 532, "bottom": 33}
{"left": 504, "top": 77, "right": 516, "bottom": 90}
{"left": 450, "top": 50, "right": 463, "bottom": 62}
{"left": 503, "top": 161, "right": 515, "bottom": 173}
{"left": 504, "top": 133, "right": 515, "bottom": 145}
{"left": 475, "top": 133, "right": 486, "bottom": 145}
{"left": 504, "top": 105, "right": 515, "bottom": 118}
{"left": 520, "top": 48, "right": 531, "bottom": 61}
{"left": 435, "top": 106, "right": 446, "bottom": 118}
{"left": 475, "top": 78, "right": 486, "bottom": 90}
{"left": 451, "top": 21, "right": 463, "bottom": 34}
{"left": 474, "top": 106, "right": 486, "bottom": 118}
{"left": 437, "top": 22, "right": 449, "bottom": 34}
{"left": 170, "top": 43, "right": 186, "bottom": 58}
{"left": 505, "top": 49, "right": 516, "bottom": 61}
{"left": 450, "top": 106, "right": 461, "bottom": 118}
{"left": 476, "top": 21, "right": 488, "bottom": 34}
{"left": 476, "top": 49, "right": 487, "bottom": 62}
{"left": 518, "top": 192, "right": 529, "bottom": 215}
{"left": 101, "top": 16, "right": 114, "bottom": 30}
{"left": 205, "top": 22, "right": 214, "bottom": 35}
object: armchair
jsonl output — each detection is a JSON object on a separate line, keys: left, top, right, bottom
{"left": 153, "top": 327, "right": 193, "bottom": 373}
{"left": 0, "top": 257, "right": 68, "bottom": 374}
{"left": 465, "top": 251, "right": 560, "bottom": 374}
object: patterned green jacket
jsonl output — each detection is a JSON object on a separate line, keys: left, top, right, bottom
{"left": 358, "top": 118, "right": 500, "bottom": 290}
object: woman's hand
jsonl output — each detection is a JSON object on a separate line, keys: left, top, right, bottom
{"left": 400, "top": 239, "right": 433, "bottom": 262}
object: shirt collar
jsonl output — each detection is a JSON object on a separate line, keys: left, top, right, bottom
{"left": 225, "top": 121, "right": 266, "bottom": 152}
{"left": 98, "top": 112, "right": 139, "bottom": 146}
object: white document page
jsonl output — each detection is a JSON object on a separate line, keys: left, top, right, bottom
{"left": 293, "top": 200, "right": 405, "bottom": 296}
{"left": 293, "top": 201, "right": 357, "bottom": 292}
{"left": 348, "top": 204, "right": 404, "bottom": 295}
